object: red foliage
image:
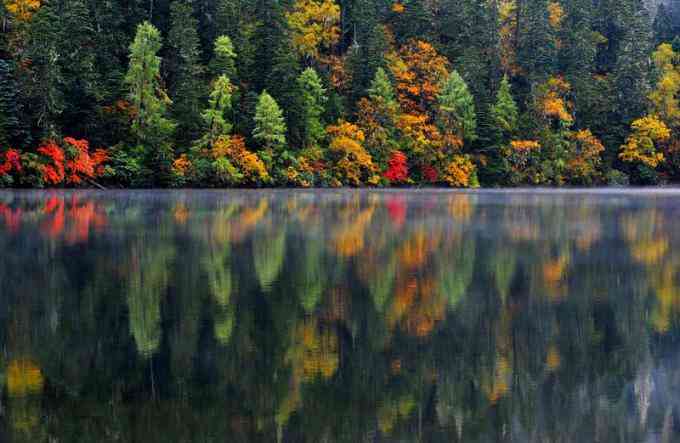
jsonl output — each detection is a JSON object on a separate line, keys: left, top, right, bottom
{"left": 37, "top": 137, "right": 108, "bottom": 185}
{"left": 38, "top": 141, "right": 66, "bottom": 184}
{"left": 422, "top": 165, "right": 438, "bottom": 182}
{"left": 384, "top": 150, "right": 409, "bottom": 183}
{"left": 0, "top": 149, "right": 22, "bottom": 175}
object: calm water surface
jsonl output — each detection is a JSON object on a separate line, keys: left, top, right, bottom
{"left": 0, "top": 189, "right": 679, "bottom": 442}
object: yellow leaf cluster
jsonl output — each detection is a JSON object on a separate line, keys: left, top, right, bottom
{"left": 537, "top": 77, "right": 574, "bottom": 124}
{"left": 650, "top": 43, "right": 680, "bottom": 127}
{"left": 5, "top": 0, "right": 41, "bottom": 22}
{"left": 286, "top": 0, "right": 341, "bottom": 60}
{"left": 327, "top": 121, "right": 378, "bottom": 185}
{"left": 212, "top": 135, "right": 270, "bottom": 182}
{"left": 547, "top": 1, "right": 564, "bottom": 29}
{"left": 619, "top": 115, "right": 670, "bottom": 168}
{"left": 442, "top": 154, "right": 477, "bottom": 188}
{"left": 172, "top": 153, "right": 192, "bottom": 177}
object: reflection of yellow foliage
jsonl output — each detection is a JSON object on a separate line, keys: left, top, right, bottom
{"left": 542, "top": 254, "right": 569, "bottom": 299}
{"left": 484, "top": 355, "right": 511, "bottom": 404}
{"left": 298, "top": 319, "right": 339, "bottom": 380}
{"left": 332, "top": 205, "right": 375, "bottom": 257}
{"left": 448, "top": 194, "right": 473, "bottom": 222}
{"left": 546, "top": 345, "right": 561, "bottom": 371}
{"left": 7, "top": 359, "right": 43, "bottom": 397}
{"left": 377, "top": 396, "right": 416, "bottom": 435}
{"left": 173, "top": 203, "right": 189, "bottom": 225}
{"left": 231, "top": 199, "right": 269, "bottom": 242}
{"left": 622, "top": 211, "right": 669, "bottom": 265}
{"left": 651, "top": 262, "right": 680, "bottom": 333}
{"left": 388, "top": 275, "right": 447, "bottom": 337}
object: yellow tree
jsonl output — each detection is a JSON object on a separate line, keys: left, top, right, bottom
{"left": 326, "top": 121, "right": 379, "bottom": 186}
{"left": 286, "top": 0, "right": 341, "bottom": 60}
{"left": 5, "top": 0, "right": 41, "bottom": 22}
{"left": 619, "top": 115, "right": 670, "bottom": 168}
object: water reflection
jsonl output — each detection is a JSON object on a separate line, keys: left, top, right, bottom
{"left": 1, "top": 189, "right": 680, "bottom": 441}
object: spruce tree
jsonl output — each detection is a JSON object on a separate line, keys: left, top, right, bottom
{"left": 297, "top": 67, "right": 327, "bottom": 149}
{"left": 437, "top": 70, "right": 477, "bottom": 142}
{"left": 168, "top": 0, "right": 205, "bottom": 145}
{"left": 253, "top": 91, "right": 287, "bottom": 151}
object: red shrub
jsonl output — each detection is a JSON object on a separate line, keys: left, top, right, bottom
{"left": 384, "top": 150, "right": 409, "bottom": 183}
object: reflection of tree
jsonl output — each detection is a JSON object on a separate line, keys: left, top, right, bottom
{"left": 127, "top": 241, "right": 175, "bottom": 357}
{"left": 253, "top": 225, "right": 286, "bottom": 291}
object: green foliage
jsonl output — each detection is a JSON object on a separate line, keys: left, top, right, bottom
{"left": 199, "top": 75, "right": 235, "bottom": 146}
{"left": 211, "top": 35, "right": 237, "bottom": 79}
{"left": 490, "top": 75, "right": 519, "bottom": 139}
{"left": 253, "top": 91, "right": 287, "bottom": 151}
{"left": 296, "top": 67, "right": 327, "bottom": 149}
{"left": 437, "top": 70, "right": 477, "bottom": 142}
{"left": 168, "top": 1, "right": 205, "bottom": 144}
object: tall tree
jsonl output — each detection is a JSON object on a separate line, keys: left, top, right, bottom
{"left": 437, "top": 70, "right": 477, "bottom": 143}
{"left": 124, "top": 21, "right": 175, "bottom": 182}
{"left": 253, "top": 91, "right": 287, "bottom": 152}
{"left": 297, "top": 67, "right": 327, "bottom": 149}
{"left": 168, "top": 0, "right": 205, "bottom": 145}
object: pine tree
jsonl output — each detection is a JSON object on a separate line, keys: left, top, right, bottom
{"left": 168, "top": 0, "right": 205, "bottom": 145}
{"left": 368, "top": 67, "right": 396, "bottom": 104}
{"left": 437, "top": 70, "right": 477, "bottom": 142}
{"left": 517, "top": 0, "right": 558, "bottom": 82}
{"left": 253, "top": 91, "right": 287, "bottom": 151}
{"left": 297, "top": 67, "right": 327, "bottom": 149}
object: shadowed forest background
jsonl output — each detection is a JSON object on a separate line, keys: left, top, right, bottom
{"left": 3, "top": 0, "right": 680, "bottom": 187}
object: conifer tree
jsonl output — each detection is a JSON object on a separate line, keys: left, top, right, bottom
{"left": 297, "top": 67, "right": 327, "bottom": 149}
{"left": 125, "top": 21, "right": 175, "bottom": 182}
{"left": 253, "top": 91, "right": 287, "bottom": 152}
{"left": 168, "top": 0, "right": 204, "bottom": 144}
{"left": 200, "top": 75, "right": 234, "bottom": 146}
{"left": 210, "top": 35, "right": 237, "bottom": 79}
{"left": 437, "top": 70, "right": 477, "bottom": 142}
{"left": 490, "top": 75, "right": 519, "bottom": 140}
{"left": 0, "top": 60, "right": 22, "bottom": 146}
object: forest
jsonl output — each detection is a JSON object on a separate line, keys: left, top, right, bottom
{"left": 1, "top": 0, "right": 680, "bottom": 187}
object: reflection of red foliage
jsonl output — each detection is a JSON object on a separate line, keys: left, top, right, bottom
{"left": 384, "top": 150, "right": 408, "bottom": 183}
{"left": 41, "top": 196, "right": 65, "bottom": 238}
{"left": 40, "top": 195, "right": 107, "bottom": 243}
{"left": 422, "top": 165, "right": 438, "bottom": 183}
{"left": 386, "top": 195, "right": 407, "bottom": 228}
{"left": 0, "top": 203, "right": 22, "bottom": 232}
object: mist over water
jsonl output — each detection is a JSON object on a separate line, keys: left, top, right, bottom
{"left": 0, "top": 189, "right": 679, "bottom": 442}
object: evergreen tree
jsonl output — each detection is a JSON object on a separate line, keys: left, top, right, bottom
{"left": 490, "top": 75, "right": 519, "bottom": 140}
{"left": 368, "top": 67, "right": 397, "bottom": 104}
{"left": 200, "top": 75, "right": 234, "bottom": 146}
{"left": 253, "top": 91, "right": 287, "bottom": 151}
{"left": 654, "top": 3, "right": 674, "bottom": 45}
{"left": 168, "top": 0, "right": 205, "bottom": 145}
{"left": 437, "top": 70, "right": 477, "bottom": 142}
{"left": 517, "top": 0, "right": 558, "bottom": 82}
{"left": 297, "top": 67, "right": 327, "bottom": 149}
{"left": 124, "top": 21, "right": 176, "bottom": 182}
{"left": 0, "top": 60, "right": 22, "bottom": 146}
{"left": 210, "top": 35, "right": 237, "bottom": 79}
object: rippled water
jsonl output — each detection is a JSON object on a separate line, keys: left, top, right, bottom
{"left": 0, "top": 189, "right": 679, "bottom": 442}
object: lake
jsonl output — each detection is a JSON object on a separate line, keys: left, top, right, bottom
{"left": 0, "top": 189, "right": 679, "bottom": 442}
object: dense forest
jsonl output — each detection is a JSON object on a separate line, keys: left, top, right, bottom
{"left": 2, "top": 0, "right": 680, "bottom": 187}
